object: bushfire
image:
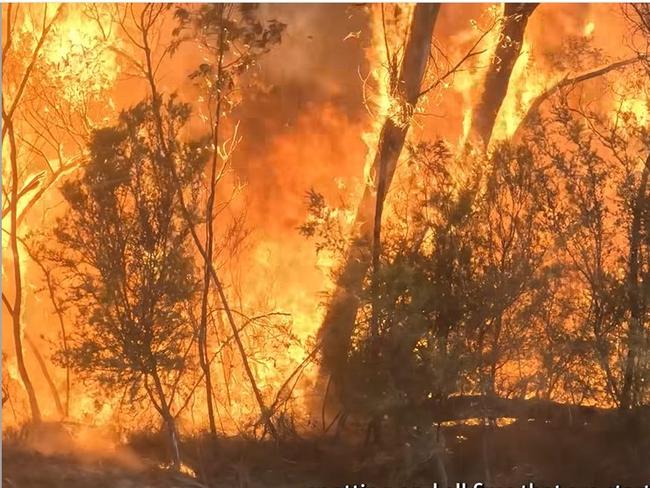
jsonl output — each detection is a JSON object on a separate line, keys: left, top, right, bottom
{"left": 2, "top": 2, "right": 649, "bottom": 487}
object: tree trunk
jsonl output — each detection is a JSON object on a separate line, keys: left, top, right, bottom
{"left": 197, "top": 118, "right": 220, "bottom": 436}
{"left": 196, "top": 3, "right": 228, "bottom": 438}
{"left": 620, "top": 154, "right": 650, "bottom": 410}
{"left": 4, "top": 113, "right": 42, "bottom": 424}
{"left": 414, "top": 394, "right": 647, "bottom": 425}
{"left": 136, "top": 6, "right": 277, "bottom": 440}
{"left": 149, "top": 370, "right": 181, "bottom": 470}
{"left": 166, "top": 415, "right": 181, "bottom": 471}
{"left": 469, "top": 3, "right": 538, "bottom": 146}
{"left": 319, "top": 3, "right": 440, "bottom": 391}
{"left": 25, "top": 334, "right": 64, "bottom": 419}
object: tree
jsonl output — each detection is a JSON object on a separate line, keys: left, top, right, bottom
{"left": 2, "top": 3, "right": 118, "bottom": 423}
{"left": 173, "top": 3, "right": 284, "bottom": 436}
{"left": 470, "top": 142, "right": 549, "bottom": 395}
{"left": 2, "top": 3, "right": 64, "bottom": 424}
{"left": 469, "top": 3, "right": 539, "bottom": 146}
{"left": 53, "top": 98, "right": 207, "bottom": 468}
{"left": 318, "top": 3, "right": 441, "bottom": 401}
{"left": 530, "top": 87, "right": 650, "bottom": 409}
{"left": 308, "top": 135, "right": 549, "bottom": 406}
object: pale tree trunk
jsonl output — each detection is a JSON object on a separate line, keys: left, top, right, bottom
{"left": 3, "top": 114, "right": 42, "bottom": 424}
{"left": 319, "top": 3, "right": 440, "bottom": 392}
{"left": 469, "top": 3, "right": 538, "bottom": 146}
{"left": 148, "top": 370, "right": 181, "bottom": 470}
{"left": 1, "top": 3, "right": 63, "bottom": 426}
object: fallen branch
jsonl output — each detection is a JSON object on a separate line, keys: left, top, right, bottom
{"left": 512, "top": 55, "right": 648, "bottom": 143}
{"left": 401, "top": 395, "right": 649, "bottom": 426}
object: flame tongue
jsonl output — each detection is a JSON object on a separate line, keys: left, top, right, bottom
{"left": 2, "top": 2, "right": 648, "bottom": 435}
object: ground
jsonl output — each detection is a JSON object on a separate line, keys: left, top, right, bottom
{"left": 3, "top": 419, "right": 649, "bottom": 488}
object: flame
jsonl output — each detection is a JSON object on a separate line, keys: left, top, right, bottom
{"left": 361, "top": 4, "right": 415, "bottom": 187}
{"left": 616, "top": 94, "right": 649, "bottom": 127}
{"left": 491, "top": 37, "right": 551, "bottom": 142}
{"left": 2, "top": 2, "right": 648, "bottom": 440}
{"left": 43, "top": 5, "right": 119, "bottom": 114}
{"left": 454, "top": 4, "right": 503, "bottom": 145}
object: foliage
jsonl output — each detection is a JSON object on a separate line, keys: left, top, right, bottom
{"left": 304, "top": 93, "right": 650, "bottom": 414}
{"left": 173, "top": 4, "right": 285, "bottom": 114}
{"left": 53, "top": 98, "right": 208, "bottom": 406}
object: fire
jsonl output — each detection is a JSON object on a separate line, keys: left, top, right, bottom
{"left": 455, "top": 4, "right": 504, "bottom": 146}
{"left": 491, "top": 37, "right": 550, "bottom": 142}
{"left": 2, "top": 2, "right": 649, "bottom": 445}
{"left": 617, "top": 94, "right": 649, "bottom": 127}
{"left": 43, "top": 5, "right": 119, "bottom": 114}
{"left": 361, "top": 4, "right": 415, "bottom": 187}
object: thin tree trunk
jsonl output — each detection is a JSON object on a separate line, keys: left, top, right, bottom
{"left": 135, "top": 7, "right": 277, "bottom": 440}
{"left": 319, "top": 4, "right": 440, "bottom": 391}
{"left": 198, "top": 284, "right": 217, "bottom": 434}
{"left": 23, "top": 242, "right": 70, "bottom": 417}
{"left": 25, "top": 333, "right": 64, "bottom": 419}
{"left": 3, "top": 112, "right": 42, "bottom": 424}
{"left": 149, "top": 370, "right": 181, "bottom": 470}
{"left": 620, "top": 154, "right": 650, "bottom": 410}
{"left": 469, "top": 3, "right": 538, "bottom": 146}
{"left": 196, "top": 3, "right": 228, "bottom": 438}
{"left": 369, "top": 115, "right": 390, "bottom": 356}
{"left": 1, "top": 3, "right": 63, "bottom": 426}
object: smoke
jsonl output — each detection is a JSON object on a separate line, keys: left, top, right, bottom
{"left": 20, "top": 421, "right": 143, "bottom": 471}
{"left": 232, "top": 4, "right": 371, "bottom": 231}
{"left": 211, "top": 5, "right": 375, "bottom": 356}
{"left": 3, "top": 2, "right": 643, "bottom": 433}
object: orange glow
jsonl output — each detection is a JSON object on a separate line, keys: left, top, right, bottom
{"left": 2, "top": 3, "right": 649, "bottom": 441}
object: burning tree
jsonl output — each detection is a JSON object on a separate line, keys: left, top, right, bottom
{"left": 303, "top": 9, "right": 650, "bottom": 480}
{"left": 2, "top": 3, "right": 64, "bottom": 425}
{"left": 318, "top": 2, "right": 441, "bottom": 406}
{"left": 172, "top": 3, "right": 285, "bottom": 436}
{"left": 532, "top": 92, "right": 650, "bottom": 410}
{"left": 2, "top": 3, "right": 118, "bottom": 424}
{"left": 52, "top": 98, "right": 207, "bottom": 468}
{"left": 2, "top": 3, "right": 650, "bottom": 485}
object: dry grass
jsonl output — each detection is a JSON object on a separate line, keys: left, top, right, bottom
{"left": 3, "top": 418, "right": 649, "bottom": 488}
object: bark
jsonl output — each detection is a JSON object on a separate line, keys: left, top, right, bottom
{"left": 3, "top": 110, "right": 42, "bottom": 424}
{"left": 25, "top": 334, "right": 64, "bottom": 419}
{"left": 620, "top": 154, "right": 650, "bottom": 410}
{"left": 469, "top": 3, "right": 538, "bottom": 146}
{"left": 318, "top": 4, "right": 440, "bottom": 392}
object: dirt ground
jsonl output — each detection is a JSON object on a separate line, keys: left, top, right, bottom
{"left": 3, "top": 419, "right": 649, "bottom": 488}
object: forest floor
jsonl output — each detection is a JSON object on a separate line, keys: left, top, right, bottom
{"left": 3, "top": 419, "right": 649, "bottom": 488}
